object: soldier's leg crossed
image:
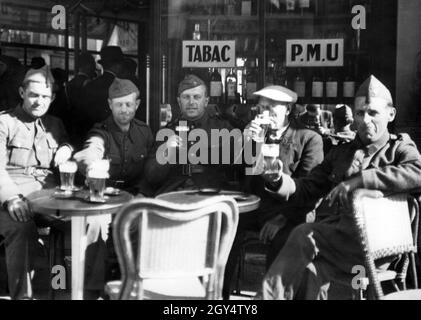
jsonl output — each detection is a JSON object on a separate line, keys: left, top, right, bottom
{"left": 0, "top": 209, "right": 38, "bottom": 300}
{"left": 262, "top": 223, "right": 321, "bottom": 300}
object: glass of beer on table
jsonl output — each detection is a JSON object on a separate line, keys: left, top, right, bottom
{"left": 59, "top": 161, "right": 77, "bottom": 192}
{"left": 86, "top": 160, "right": 110, "bottom": 202}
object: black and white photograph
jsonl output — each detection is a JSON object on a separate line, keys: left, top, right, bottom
{"left": 0, "top": 0, "right": 420, "bottom": 305}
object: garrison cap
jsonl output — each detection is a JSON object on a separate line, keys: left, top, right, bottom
{"left": 355, "top": 75, "right": 393, "bottom": 105}
{"left": 23, "top": 65, "right": 55, "bottom": 88}
{"left": 253, "top": 85, "right": 298, "bottom": 103}
{"left": 108, "top": 78, "right": 139, "bottom": 99}
{"left": 178, "top": 74, "right": 206, "bottom": 96}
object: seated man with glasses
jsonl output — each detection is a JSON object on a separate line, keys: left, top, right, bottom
{"left": 223, "top": 85, "right": 324, "bottom": 298}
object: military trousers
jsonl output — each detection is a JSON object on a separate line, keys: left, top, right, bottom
{"left": 0, "top": 209, "right": 38, "bottom": 300}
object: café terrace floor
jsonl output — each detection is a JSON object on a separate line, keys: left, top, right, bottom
{"left": 0, "top": 231, "right": 266, "bottom": 300}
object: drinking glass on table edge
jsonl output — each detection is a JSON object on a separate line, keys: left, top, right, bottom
{"left": 59, "top": 161, "right": 77, "bottom": 192}
{"left": 86, "top": 160, "right": 110, "bottom": 202}
{"left": 261, "top": 144, "right": 283, "bottom": 182}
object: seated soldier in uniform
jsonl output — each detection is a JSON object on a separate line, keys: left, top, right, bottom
{"left": 73, "top": 78, "right": 153, "bottom": 299}
{"left": 261, "top": 75, "right": 421, "bottom": 300}
{"left": 0, "top": 66, "right": 72, "bottom": 299}
{"left": 74, "top": 78, "right": 153, "bottom": 195}
{"left": 145, "top": 74, "right": 239, "bottom": 194}
{"left": 223, "top": 85, "right": 324, "bottom": 298}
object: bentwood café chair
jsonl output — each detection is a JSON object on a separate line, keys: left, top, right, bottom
{"left": 351, "top": 189, "right": 421, "bottom": 300}
{"left": 105, "top": 196, "right": 239, "bottom": 300}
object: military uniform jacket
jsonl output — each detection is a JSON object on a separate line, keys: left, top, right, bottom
{"left": 0, "top": 105, "right": 69, "bottom": 203}
{"left": 269, "top": 132, "right": 421, "bottom": 212}
{"left": 265, "top": 133, "right": 421, "bottom": 276}
{"left": 145, "top": 108, "right": 236, "bottom": 194}
{"left": 74, "top": 116, "right": 154, "bottom": 193}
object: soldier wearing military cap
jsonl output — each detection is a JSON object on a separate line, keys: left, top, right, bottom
{"left": 261, "top": 75, "right": 421, "bottom": 300}
{"left": 145, "top": 74, "right": 238, "bottom": 194}
{"left": 74, "top": 77, "right": 153, "bottom": 194}
{"left": 73, "top": 78, "right": 153, "bottom": 298}
{"left": 0, "top": 66, "right": 73, "bottom": 299}
{"left": 223, "top": 85, "right": 324, "bottom": 298}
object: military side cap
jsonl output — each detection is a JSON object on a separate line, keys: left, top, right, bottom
{"left": 108, "top": 78, "right": 139, "bottom": 99}
{"left": 355, "top": 75, "right": 393, "bottom": 104}
{"left": 23, "top": 65, "right": 55, "bottom": 87}
{"left": 253, "top": 85, "right": 298, "bottom": 103}
{"left": 178, "top": 74, "right": 206, "bottom": 95}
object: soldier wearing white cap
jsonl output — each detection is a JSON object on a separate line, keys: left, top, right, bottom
{"left": 261, "top": 75, "right": 421, "bottom": 300}
{"left": 223, "top": 85, "right": 324, "bottom": 298}
{"left": 0, "top": 66, "right": 73, "bottom": 299}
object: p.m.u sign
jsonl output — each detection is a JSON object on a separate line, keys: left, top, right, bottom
{"left": 286, "top": 39, "right": 344, "bottom": 67}
{"left": 182, "top": 41, "right": 236, "bottom": 68}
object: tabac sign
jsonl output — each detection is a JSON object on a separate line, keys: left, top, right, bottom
{"left": 182, "top": 41, "right": 236, "bottom": 68}
{"left": 286, "top": 39, "right": 344, "bottom": 67}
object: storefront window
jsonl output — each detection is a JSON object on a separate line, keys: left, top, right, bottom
{"left": 157, "top": 0, "right": 386, "bottom": 123}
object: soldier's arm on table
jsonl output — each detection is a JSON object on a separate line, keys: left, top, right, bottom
{"left": 73, "top": 128, "right": 107, "bottom": 174}
{"left": 53, "top": 117, "right": 74, "bottom": 166}
{"left": 0, "top": 117, "right": 21, "bottom": 204}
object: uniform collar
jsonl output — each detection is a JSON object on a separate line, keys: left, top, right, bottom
{"left": 182, "top": 109, "right": 209, "bottom": 127}
{"left": 354, "top": 131, "right": 390, "bottom": 156}
{"left": 106, "top": 116, "right": 136, "bottom": 143}
{"left": 13, "top": 104, "right": 45, "bottom": 131}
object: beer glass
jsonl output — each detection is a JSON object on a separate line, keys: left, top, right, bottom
{"left": 253, "top": 111, "right": 271, "bottom": 143}
{"left": 261, "top": 144, "right": 283, "bottom": 182}
{"left": 59, "top": 161, "right": 77, "bottom": 191}
{"left": 87, "top": 160, "right": 110, "bottom": 202}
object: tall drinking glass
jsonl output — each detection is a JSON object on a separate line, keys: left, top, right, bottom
{"left": 59, "top": 161, "right": 77, "bottom": 191}
{"left": 87, "top": 160, "right": 110, "bottom": 202}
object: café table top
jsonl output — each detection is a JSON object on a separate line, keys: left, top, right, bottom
{"left": 156, "top": 189, "right": 260, "bottom": 214}
{"left": 26, "top": 188, "right": 133, "bottom": 218}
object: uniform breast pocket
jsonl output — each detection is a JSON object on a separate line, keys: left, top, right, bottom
{"left": 131, "top": 151, "right": 147, "bottom": 165}
{"left": 8, "top": 137, "right": 33, "bottom": 166}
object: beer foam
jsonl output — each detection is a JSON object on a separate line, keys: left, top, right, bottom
{"left": 59, "top": 161, "right": 77, "bottom": 173}
{"left": 262, "top": 144, "right": 280, "bottom": 157}
{"left": 88, "top": 160, "right": 110, "bottom": 178}
{"left": 88, "top": 170, "right": 109, "bottom": 179}
{"left": 90, "top": 159, "right": 110, "bottom": 171}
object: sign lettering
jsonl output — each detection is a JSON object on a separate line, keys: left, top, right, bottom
{"left": 286, "top": 39, "right": 344, "bottom": 67}
{"left": 182, "top": 41, "right": 236, "bottom": 68}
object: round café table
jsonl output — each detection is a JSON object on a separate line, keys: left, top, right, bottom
{"left": 156, "top": 189, "right": 260, "bottom": 214}
{"left": 26, "top": 188, "right": 133, "bottom": 300}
